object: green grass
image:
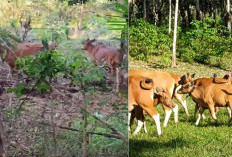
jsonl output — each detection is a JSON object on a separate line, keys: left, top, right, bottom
{"left": 129, "top": 58, "right": 232, "bottom": 157}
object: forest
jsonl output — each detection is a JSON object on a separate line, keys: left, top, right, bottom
{"left": 129, "top": 0, "right": 232, "bottom": 157}
{"left": 129, "top": 0, "right": 232, "bottom": 69}
{"left": 0, "top": 0, "right": 128, "bottom": 156}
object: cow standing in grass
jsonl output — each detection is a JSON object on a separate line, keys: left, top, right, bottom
{"left": 129, "top": 75, "right": 175, "bottom": 135}
{"left": 181, "top": 73, "right": 232, "bottom": 118}
{"left": 178, "top": 81, "right": 232, "bottom": 125}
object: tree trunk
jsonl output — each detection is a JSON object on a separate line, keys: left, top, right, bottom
{"left": 172, "top": 0, "right": 179, "bottom": 68}
{"left": 143, "top": 0, "right": 147, "bottom": 20}
{"left": 227, "top": 0, "right": 231, "bottom": 37}
{"left": 168, "top": 0, "right": 172, "bottom": 34}
{"left": 196, "top": 0, "right": 200, "bottom": 20}
{"left": 0, "top": 109, "right": 5, "bottom": 157}
{"left": 74, "top": 2, "right": 84, "bottom": 37}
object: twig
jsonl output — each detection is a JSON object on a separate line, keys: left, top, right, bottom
{"left": 17, "top": 79, "right": 40, "bottom": 110}
{"left": 39, "top": 122, "right": 123, "bottom": 140}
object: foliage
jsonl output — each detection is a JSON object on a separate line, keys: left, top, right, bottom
{"left": 129, "top": 19, "right": 172, "bottom": 61}
{"left": 129, "top": 18, "right": 232, "bottom": 70}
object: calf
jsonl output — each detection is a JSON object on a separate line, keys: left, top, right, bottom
{"left": 177, "top": 82, "right": 232, "bottom": 125}
{"left": 129, "top": 75, "right": 175, "bottom": 135}
{"left": 0, "top": 42, "right": 57, "bottom": 69}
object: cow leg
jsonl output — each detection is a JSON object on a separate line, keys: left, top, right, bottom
{"left": 208, "top": 104, "right": 220, "bottom": 124}
{"left": 115, "top": 67, "right": 119, "bottom": 92}
{"left": 128, "top": 104, "right": 135, "bottom": 132}
{"left": 162, "top": 104, "right": 172, "bottom": 127}
{"left": 226, "top": 102, "right": 232, "bottom": 125}
{"left": 139, "top": 104, "right": 161, "bottom": 136}
{"left": 173, "top": 104, "right": 178, "bottom": 123}
{"left": 133, "top": 107, "right": 145, "bottom": 135}
{"left": 195, "top": 103, "right": 206, "bottom": 119}
{"left": 175, "top": 93, "right": 189, "bottom": 116}
{"left": 196, "top": 107, "right": 204, "bottom": 125}
{"left": 227, "top": 106, "right": 231, "bottom": 118}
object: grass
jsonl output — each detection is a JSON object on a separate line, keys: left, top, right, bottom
{"left": 129, "top": 57, "right": 232, "bottom": 157}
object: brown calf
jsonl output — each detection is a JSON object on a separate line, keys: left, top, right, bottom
{"left": 177, "top": 82, "right": 232, "bottom": 125}
{"left": 183, "top": 75, "right": 231, "bottom": 118}
{"left": 0, "top": 42, "right": 57, "bottom": 69}
{"left": 129, "top": 75, "right": 175, "bottom": 135}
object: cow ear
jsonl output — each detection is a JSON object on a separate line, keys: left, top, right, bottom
{"left": 154, "top": 88, "right": 160, "bottom": 95}
{"left": 186, "top": 73, "right": 190, "bottom": 77}
{"left": 191, "top": 73, "right": 195, "bottom": 78}
{"left": 154, "top": 87, "right": 162, "bottom": 95}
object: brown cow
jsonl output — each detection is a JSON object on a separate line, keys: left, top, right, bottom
{"left": 129, "top": 69, "right": 192, "bottom": 127}
{"left": 82, "top": 39, "right": 121, "bottom": 76}
{"left": 0, "top": 42, "right": 57, "bottom": 69}
{"left": 177, "top": 82, "right": 232, "bottom": 125}
{"left": 129, "top": 75, "right": 175, "bottom": 135}
{"left": 182, "top": 74, "right": 231, "bottom": 118}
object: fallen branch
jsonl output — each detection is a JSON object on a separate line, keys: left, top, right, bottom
{"left": 39, "top": 121, "right": 124, "bottom": 140}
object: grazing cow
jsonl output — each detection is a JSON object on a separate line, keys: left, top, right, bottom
{"left": 129, "top": 75, "right": 175, "bottom": 135}
{"left": 182, "top": 74, "right": 231, "bottom": 118}
{"left": 177, "top": 82, "right": 232, "bottom": 125}
{"left": 129, "top": 69, "right": 192, "bottom": 127}
{"left": 0, "top": 42, "right": 57, "bottom": 69}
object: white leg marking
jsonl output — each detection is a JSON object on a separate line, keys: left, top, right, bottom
{"left": 133, "top": 119, "right": 144, "bottom": 135}
{"left": 227, "top": 107, "right": 231, "bottom": 118}
{"left": 152, "top": 114, "right": 161, "bottom": 136}
{"left": 182, "top": 100, "right": 189, "bottom": 116}
{"left": 212, "top": 113, "right": 217, "bottom": 120}
{"left": 143, "top": 121, "right": 148, "bottom": 133}
{"left": 163, "top": 109, "right": 172, "bottom": 127}
{"left": 173, "top": 105, "right": 179, "bottom": 123}
{"left": 202, "top": 114, "right": 206, "bottom": 120}
{"left": 195, "top": 113, "right": 201, "bottom": 125}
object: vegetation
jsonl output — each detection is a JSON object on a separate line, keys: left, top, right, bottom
{"left": 0, "top": 0, "right": 128, "bottom": 156}
{"left": 129, "top": 58, "right": 232, "bottom": 157}
{"left": 129, "top": 0, "right": 232, "bottom": 70}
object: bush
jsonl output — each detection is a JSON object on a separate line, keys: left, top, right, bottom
{"left": 129, "top": 19, "right": 172, "bottom": 61}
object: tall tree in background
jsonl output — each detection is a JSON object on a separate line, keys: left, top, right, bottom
{"left": 196, "top": 0, "right": 200, "bottom": 20}
{"left": 172, "top": 0, "right": 179, "bottom": 68}
{"left": 226, "top": 0, "right": 231, "bottom": 37}
{"left": 143, "top": 0, "right": 146, "bottom": 20}
{"left": 168, "top": 0, "right": 172, "bottom": 34}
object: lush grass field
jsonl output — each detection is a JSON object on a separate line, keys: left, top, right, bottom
{"left": 129, "top": 58, "right": 232, "bottom": 157}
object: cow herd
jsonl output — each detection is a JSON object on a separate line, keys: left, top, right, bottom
{"left": 129, "top": 69, "right": 232, "bottom": 136}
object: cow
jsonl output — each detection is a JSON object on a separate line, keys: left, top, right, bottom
{"left": 82, "top": 39, "right": 121, "bottom": 76}
{"left": 181, "top": 74, "right": 231, "bottom": 118}
{"left": 129, "top": 75, "right": 175, "bottom": 135}
{"left": 0, "top": 42, "right": 57, "bottom": 69}
{"left": 129, "top": 69, "right": 192, "bottom": 127}
{"left": 177, "top": 82, "right": 232, "bottom": 125}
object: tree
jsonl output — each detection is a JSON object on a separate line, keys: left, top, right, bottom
{"left": 168, "top": 0, "right": 171, "bottom": 34}
{"left": 226, "top": 0, "right": 231, "bottom": 37}
{"left": 172, "top": 0, "right": 179, "bottom": 68}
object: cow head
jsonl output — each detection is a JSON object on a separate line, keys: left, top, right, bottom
{"left": 179, "top": 73, "right": 195, "bottom": 85}
{"left": 82, "top": 38, "right": 96, "bottom": 50}
{"left": 177, "top": 81, "right": 194, "bottom": 94}
{"left": 154, "top": 87, "right": 175, "bottom": 108}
